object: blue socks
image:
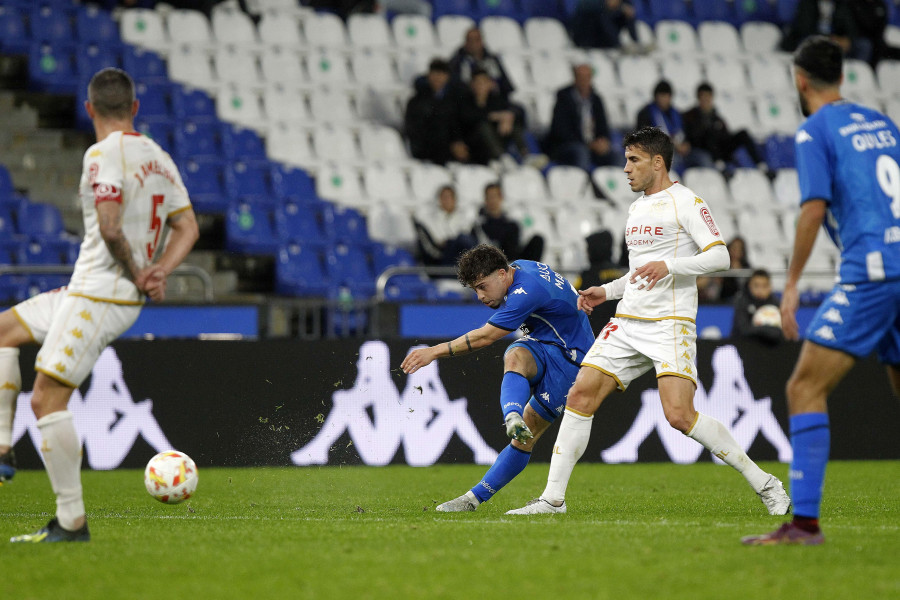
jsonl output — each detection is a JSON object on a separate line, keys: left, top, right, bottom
{"left": 500, "top": 371, "right": 531, "bottom": 419}
{"left": 789, "top": 412, "right": 830, "bottom": 519}
{"left": 471, "top": 444, "right": 531, "bottom": 503}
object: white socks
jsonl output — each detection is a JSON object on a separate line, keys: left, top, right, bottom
{"left": 686, "top": 412, "right": 771, "bottom": 492}
{"left": 0, "top": 348, "right": 21, "bottom": 448}
{"left": 541, "top": 409, "right": 594, "bottom": 505}
{"left": 37, "top": 411, "right": 85, "bottom": 530}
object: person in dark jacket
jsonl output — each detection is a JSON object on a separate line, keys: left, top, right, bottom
{"left": 578, "top": 229, "right": 625, "bottom": 331}
{"left": 731, "top": 269, "right": 784, "bottom": 345}
{"left": 404, "top": 59, "right": 468, "bottom": 166}
{"left": 473, "top": 183, "right": 543, "bottom": 262}
{"left": 458, "top": 69, "right": 529, "bottom": 165}
{"left": 448, "top": 27, "right": 516, "bottom": 101}
{"left": 547, "top": 64, "right": 616, "bottom": 172}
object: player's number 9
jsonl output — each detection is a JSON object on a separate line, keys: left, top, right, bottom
{"left": 876, "top": 154, "right": 900, "bottom": 219}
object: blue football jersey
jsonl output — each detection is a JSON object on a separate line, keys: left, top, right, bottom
{"left": 795, "top": 100, "right": 900, "bottom": 283}
{"left": 487, "top": 260, "right": 596, "bottom": 363}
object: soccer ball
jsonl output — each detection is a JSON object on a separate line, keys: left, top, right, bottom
{"left": 144, "top": 450, "right": 198, "bottom": 504}
{"left": 752, "top": 304, "right": 782, "bottom": 328}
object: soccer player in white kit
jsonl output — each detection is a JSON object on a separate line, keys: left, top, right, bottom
{"left": 0, "top": 68, "right": 199, "bottom": 542}
{"left": 507, "top": 127, "right": 791, "bottom": 515}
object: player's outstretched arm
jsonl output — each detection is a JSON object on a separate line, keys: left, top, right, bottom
{"left": 782, "top": 199, "right": 826, "bottom": 340}
{"left": 577, "top": 286, "right": 608, "bottom": 315}
{"left": 401, "top": 323, "right": 509, "bottom": 374}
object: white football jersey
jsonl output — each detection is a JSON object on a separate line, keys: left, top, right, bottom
{"left": 69, "top": 131, "right": 191, "bottom": 304}
{"left": 615, "top": 182, "right": 725, "bottom": 322}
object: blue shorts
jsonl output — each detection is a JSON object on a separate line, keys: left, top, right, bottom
{"left": 505, "top": 339, "right": 581, "bottom": 423}
{"left": 805, "top": 279, "right": 900, "bottom": 364}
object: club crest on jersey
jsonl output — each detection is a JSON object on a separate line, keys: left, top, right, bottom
{"left": 700, "top": 207, "right": 719, "bottom": 236}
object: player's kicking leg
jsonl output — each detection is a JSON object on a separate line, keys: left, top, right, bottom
{"left": 0, "top": 309, "right": 32, "bottom": 484}
{"left": 436, "top": 404, "right": 550, "bottom": 512}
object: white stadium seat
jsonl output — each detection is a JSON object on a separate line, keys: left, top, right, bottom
{"left": 167, "top": 9, "right": 213, "bottom": 49}
{"left": 311, "top": 125, "right": 361, "bottom": 167}
{"left": 120, "top": 9, "right": 168, "bottom": 54}
{"left": 302, "top": 11, "right": 347, "bottom": 48}
{"left": 842, "top": 58, "right": 880, "bottom": 103}
{"left": 728, "top": 168, "right": 775, "bottom": 209}
{"left": 364, "top": 165, "right": 412, "bottom": 204}
{"left": 660, "top": 56, "right": 705, "bottom": 99}
{"left": 211, "top": 6, "right": 258, "bottom": 47}
{"left": 654, "top": 20, "right": 699, "bottom": 55}
{"left": 214, "top": 45, "right": 262, "bottom": 88}
{"left": 698, "top": 21, "right": 742, "bottom": 56}
{"left": 453, "top": 164, "right": 498, "bottom": 207}
{"left": 748, "top": 56, "right": 794, "bottom": 94}
{"left": 257, "top": 13, "right": 303, "bottom": 48}
{"left": 524, "top": 17, "right": 571, "bottom": 52}
{"left": 682, "top": 167, "right": 732, "bottom": 204}
{"left": 480, "top": 16, "right": 525, "bottom": 53}
{"left": 351, "top": 50, "right": 401, "bottom": 90}
{"left": 409, "top": 162, "right": 452, "bottom": 200}
{"left": 316, "top": 165, "right": 366, "bottom": 209}
{"left": 876, "top": 60, "right": 900, "bottom": 96}
{"left": 359, "top": 125, "right": 409, "bottom": 166}
{"left": 740, "top": 21, "right": 781, "bottom": 55}
{"left": 621, "top": 19, "right": 655, "bottom": 48}
{"left": 263, "top": 84, "right": 312, "bottom": 125}
{"left": 592, "top": 166, "right": 638, "bottom": 208}
{"left": 756, "top": 94, "right": 803, "bottom": 137}
{"left": 716, "top": 93, "right": 759, "bottom": 133}
{"left": 501, "top": 166, "right": 549, "bottom": 208}
{"left": 500, "top": 53, "right": 533, "bottom": 90}
{"left": 529, "top": 53, "right": 573, "bottom": 92}
{"left": 266, "top": 125, "right": 315, "bottom": 168}
{"left": 392, "top": 14, "right": 437, "bottom": 49}
{"left": 436, "top": 14, "right": 475, "bottom": 50}
{"left": 167, "top": 45, "right": 218, "bottom": 92}
{"left": 347, "top": 13, "right": 393, "bottom": 49}
{"left": 772, "top": 168, "right": 801, "bottom": 209}
{"left": 260, "top": 47, "right": 308, "bottom": 88}
{"left": 216, "top": 84, "right": 266, "bottom": 131}
{"left": 617, "top": 55, "right": 660, "bottom": 95}
{"left": 305, "top": 49, "right": 352, "bottom": 89}
{"left": 547, "top": 165, "right": 590, "bottom": 203}
{"left": 704, "top": 57, "right": 748, "bottom": 94}
{"left": 307, "top": 88, "right": 357, "bottom": 124}
{"left": 367, "top": 202, "right": 416, "bottom": 247}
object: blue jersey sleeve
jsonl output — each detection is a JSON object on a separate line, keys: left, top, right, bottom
{"left": 796, "top": 117, "right": 834, "bottom": 205}
{"left": 488, "top": 284, "right": 547, "bottom": 331}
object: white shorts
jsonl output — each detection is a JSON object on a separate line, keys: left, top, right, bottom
{"left": 581, "top": 317, "right": 698, "bottom": 390}
{"left": 13, "top": 288, "right": 141, "bottom": 387}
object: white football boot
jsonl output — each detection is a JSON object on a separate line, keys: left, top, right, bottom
{"left": 505, "top": 497, "right": 566, "bottom": 515}
{"left": 757, "top": 475, "right": 792, "bottom": 516}
{"left": 435, "top": 491, "right": 480, "bottom": 512}
{"left": 504, "top": 412, "right": 533, "bottom": 444}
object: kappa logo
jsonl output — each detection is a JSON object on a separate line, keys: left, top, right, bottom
{"left": 831, "top": 290, "right": 851, "bottom": 306}
{"left": 823, "top": 308, "right": 843, "bottom": 324}
{"left": 602, "top": 345, "right": 792, "bottom": 465}
{"left": 796, "top": 129, "right": 814, "bottom": 144}
{"left": 291, "top": 341, "right": 498, "bottom": 467}
{"left": 540, "top": 391, "right": 551, "bottom": 403}
{"left": 814, "top": 325, "right": 836, "bottom": 341}
{"left": 13, "top": 348, "right": 174, "bottom": 470}
{"left": 512, "top": 288, "right": 528, "bottom": 295}
{"left": 694, "top": 196, "right": 704, "bottom": 205}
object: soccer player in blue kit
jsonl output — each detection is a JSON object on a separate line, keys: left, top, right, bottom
{"left": 401, "top": 244, "right": 595, "bottom": 511}
{"left": 743, "top": 37, "right": 900, "bottom": 545}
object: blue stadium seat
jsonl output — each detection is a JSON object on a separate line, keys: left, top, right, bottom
{"left": 433, "top": 0, "right": 478, "bottom": 20}
{"left": 650, "top": 0, "right": 692, "bottom": 24}
{"left": 76, "top": 43, "right": 122, "bottom": 80}
{"left": 0, "top": 165, "right": 17, "bottom": 203}
{"left": 16, "top": 238, "right": 68, "bottom": 265}
{"left": 224, "top": 161, "right": 274, "bottom": 205}
{"left": 475, "top": 0, "right": 522, "bottom": 21}
{"left": 372, "top": 244, "right": 415, "bottom": 275}
{"left": 765, "top": 134, "right": 796, "bottom": 170}
{"left": 30, "top": 4, "right": 74, "bottom": 44}
{"left": 0, "top": 276, "right": 29, "bottom": 304}
{"left": 0, "top": 204, "right": 17, "bottom": 238}
{"left": 270, "top": 164, "right": 317, "bottom": 201}
{"left": 29, "top": 42, "right": 79, "bottom": 94}
{"left": 275, "top": 200, "right": 328, "bottom": 241}
{"left": 221, "top": 125, "right": 267, "bottom": 162}
{"left": 275, "top": 241, "right": 330, "bottom": 297}
{"left": 135, "top": 117, "right": 174, "bottom": 153}
{"left": 25, "top": 274, "right": 70, "bottom": 296}
{"left": 325, "top": 242, "right": 376, "bottom": 297}
{"left": 326, "top": 286, "right": 369, "bottom": 335}
{"left": 135, "top": 81, "right": 171, "bottom": 120}
{"left": 178, "top": 158, "right": 228, "bottom": 214}
{"left": 171, "top": 85, "right": 217, "bottom": 120}
{"left": 122, "top": 46, "right": 168, "bottom": 84}
{"left": 776, "top": 0, "right": 800, "bottom": 24}
{"left": 382, "top": 274, "right": 432, "bottom": 301}
{"left": 173, "top": 119, "right": 221, "bottom": 162}
{"left": 693, "top": 0, "right": 742, "bottom": 25}
{"left": 520, "top": 0, "right": 565, "bottom": 19}
{"left": 329, "top": 206, "right": 369, "bottom": 244}
{"left": 17, "top": 202, "right": 64, "bottom": 239}
{"left": 226, "top": 202, "right": 279, "bottom": 254}
{"left": 0, "top": 239, "right": 18, "bottom": 266}
{"left": 60, "top": 238, "right": 80, "bottom": 264}
{"left": 76, "top": 5, "right": 120, "bottom": 45}
{"left": 0, "top": 6, "right": 30, "bottom": 55}
{"left": 736, "top": 0, "right": 781, "bottom": 23}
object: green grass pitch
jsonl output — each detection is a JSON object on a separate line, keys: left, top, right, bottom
{"left": 2, "top": 461, "right": 898, "bottom": 600}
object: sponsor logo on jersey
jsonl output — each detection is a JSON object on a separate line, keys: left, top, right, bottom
{"left": 93, "top": 183, "right": 122, "bottom": 204}
{"left": 823, "top": 308, "right": 843, "bottom": 324}
{"left": 851, "top": 112, "right": 866, "bottom": 122}
{"left": 884, "top": 226, "right": 900, "bottom": 244}
{"left": 513, "top": 288, "right": 528, "bottom": 295}
{"left": 89, "top": 149, "right": 103, "bottom": 157}
{"left": 700, "top": 207, "right": 719, "bottom": 237}
{"left": 796, "top": 129, "right": 814, "bottom": 144}
{"left": 814, "top": 325, "right": 836, "bottom": 341}
{"left": 831, "top": 290, "right": 850, "bottom": 306}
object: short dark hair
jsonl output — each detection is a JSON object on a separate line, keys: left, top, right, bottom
{"left": 483, "top": 182, "right": 502, "bottom": 197}
{"left": 470, "top": 67, "right": 490, "bottom": 79}
{"left": 437, "top": 184, "right": 456, "bottom": 199}
{"left": 793, "top": 35, "right": 843, "bottom": 86}
{"left": 87, "top": 68, "right": 135, "bottom": 120}
{"left": 428, "top": 58, "right": 450, "bottom": 73}
{"left": 653, "top": 80, "right": 673, "bottom": 96}
{"left": 750, "top": 268, "right": 771, "bottom": 280}
{"left": 623, "top": 126, "right": 675, "bottom": 172}
{"left": 457, "top": 243, "right": 509, "bottom": 287}
{"left": 696, "top": 82, "right": 713, "bottom": 96}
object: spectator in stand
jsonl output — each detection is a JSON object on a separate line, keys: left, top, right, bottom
{"left": 459, "top": 69, "right": 547, "bottom": 169}
{"left": 413, "top": 185, "right": 476, "bottom": 266}
{"left": 449, "top": 27, "right": 516, "bottom": 102}
{"left": 569, "top": 0, "right": 641, "bottom": 50}
{"left": 473, "top": 183, "right": 543, "bottom": 262}
{"left": 404, "top": 59, "right": 468, "bottom": 166}
{"left": 636, "top": 80, "right": 697, "bottom": 173}
{"left": 682, "top": 82, "right": 769, "bottom": 174}
{"left": 547, "top": 64, "right": 616, "bottom": 172}
{"left": 779, "top": 0, "right": 874, "bottom": 63}
{"left": 731, "top": 269, "right": 784, "bottom": 345}
{"left": 719, "top": 236, "right": 751, "bottom": 302}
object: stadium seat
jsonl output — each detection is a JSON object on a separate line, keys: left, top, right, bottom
{"left": 547, "top": 165, "right": 590, "bottom": 203}
{"left": 886, "top": 98, "right": 900, "bottom": 125}
{"left": 358, "top": 125, "right": 409, "bottom": 167}
{"left": 0, "top": 204, "right": 16, "bottom": 238}
{"left": 17, "top": 202, "right": 64, "bottom": 239}
{"left": 842, "top": 59, "right": 879, "bottom": 103}
{"left": 521, "top": 0, "right": 566, "bottom": 19}
{"left": 275, "top": 199, "right": 327, "bottom": 240}
{"left": 500, "top": 166, "right": 549, "bottom": 208}
{"left": 167, "top": 45, "right": 218, "bottom": 93}
{"left": 693, "top": 0, "right": 741, "bottom": 24}
{"left": 704, "top": 57, "right": 748, "bottom": 94}
{"left": 876, "top": 60, "right": 900, "bottom": 96}
{"left": 305, "top": 48, "right": 353, "bottom": 89}
{"left": 586, "top": 50, "right": 620, "bottom": 88}
{"left": 649, "top": 0, "right": 692, "bottom": 24}
{"left": 736, "top": 0, "right": 781, "bottom": 23}
{"left": 529, "top": 53, "right": 572, "bottom": 92}
{"left": 122, "top": 46, "right": 167, "bottom": 84}
{"left": 178, "top": 158, "right": 228, "bottom": 213}
{"left": 171, "top": 85, "right": 217, "bottom": 120}
{"left": 499, "top": 52, "right": 533, "bottom": 91}
{"left": 211, "top": 6, "right": 259, "bottom": 47}
{"left": 0, "top": 6, "right": 30, "bottom": 55}
{"left": 326, "top": 242, "right": 376, "bottom": 295}
{"left": 347, "top": 13, "right": 393, "bottom": 49}
{"left": 330, "top": 206, "right": 370, "bottom": 243}
{"left": 453, "top": 164, "right": 497, "bottom": 208}
{"left": 748, "top": 56, "right": 794, "bottom": 95}
{"left": 311, "top": 125, "right": 362, "bottom": 167}
{"left": 697, "top": 21, "right": 742, "bottom": 55}
{"left": 772, "top": 168, "right": 800, "bottom": 209}
{"left": 134, "top": 81, "right": 171, "bottom": 119}
{"left": 270, "top": 164, "right": 316, "bottom": 201}
{"left": 226, "top": 202, "right": 279, "bottom": 254}
{"left": 77, "top": 43, "right": 122, "bottom": 81}
{"left": 173, "top": 119, "right": 221, "bottom": 161}
{"left": 30, "top": 4, "right": 73, "bottom": 44}
{"left": 433, "top": 0, "right": 478, "bottom": 20}
{"left": 363, "top": 165, "right": 410, "bottom": 204}
{"left": 765, "top": 135, "right": 797, "bottom": 170}
{"left": 480, "top": 16, "right": 525, "bottom": 53}
{"left": 16, "top": 238, "right": 69, "bottom": 265}
{"left": 307, "top": 88, "right": 357, "bottom": 125}
{"left": 166, "top": 9, "right": 214, "bottom": 50}
{"left": 392, "top": 14, "right": 437, "bottom": 50}
{"left": 225, "top": 160, "right": 274, "bottom": 204}
{"left": 409, "top": 163, "right": 452, "bottom": 201}
{"left": 29, "top": 42, "right": 79, "bottom": 94}
{"left": 476, "top": 0, "right": 521, "bottom": 21}
{"left": 617, "top": 55, "right": 660, "bottom": 95}
{"left": 257, "top": 12, "right": 303, "bottom": 49}
{"left": 683, "top": 167, "right": 732, "bottom": 204}
{"left": 135, "top": 117, "right": 173, "bottom": 151}
{"left": 351, "top": 50, "right": 402, "bottom": 91}
{"left": 76, "top": 6, "right": 119, "bottom": 46}
{"left": 654, "top": 20, "right": 699, "bottom": 55}
{"left": 275, "top": 241, "right": 329, "bottom": 297}
{"left": 315, "top": 165, "right": 365, "bottom": 209}
{"left": 215, "top": 45, "right": 262, "bottom": 88}
{"left": 372, "top": 244, "right": 416, "bottom": 275}
{"left": 592, "top": 166, "right": 638, "bottom": 208}
{"left": 740, "top": 21, "right": 781, "bottom": 54}
{"left": 367, "top": 202, "right": 416, "bottom": 247}
{"left": 263, "top": 84, "right": 313, "bottom": 125}
{"left": 435, "top": 14, "right": 476, "bottom": 49}
{"left": 716, "top": 93, "right": 759, "bottom": 132}
{"left": 302, "top": 11, "right": 347, "bottom": 48}
{"left": 266, "top": 126, "right": 316, "bottom": 169}
{"left": 260, "top": 48, "right": 308, "bottom": 89}
{"left": 756, "top": 94, "right": 802, "bottom": 137}
{"left": 524, "top": 17, "right": 571, "bottom": 52}
{"left": 776, "top": 0, "right": 801, "bottom": 24}
{"left": 216, "top": 85, "right": 266, "bottom": 132}
{"left": 660, "top": 56, "right": 704, "bottom": 101}
{"left": 729, "top": 168, "right": 776, "bottom": 209}
{"left": 119, "top": 9, "right": 168, "bottom": 55}
{"left": 221, "top": 125, "right": 267, "bottom": 162}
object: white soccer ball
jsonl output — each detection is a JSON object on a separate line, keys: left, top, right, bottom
{"left": 752, "top": 304, "right": 782, "bottom": 328}
{"left": 144, "top": 450, "right": 198, "bottom": 504}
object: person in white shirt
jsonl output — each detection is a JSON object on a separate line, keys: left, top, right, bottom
{"left": 507, "top": 127, "right": 791, "bottom": 516}
{"left": 413, "top": 185, "right": 476, "bottom": 266}
{"left": 0, "top": 68, "right": 199, "bottom": 542}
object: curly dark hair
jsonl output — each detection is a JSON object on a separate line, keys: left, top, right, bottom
{"left": 623, "top": 126, "right": 674, "bottom": 172}
{"left": 456, "top": 244, "right": 509, "bottom": 287}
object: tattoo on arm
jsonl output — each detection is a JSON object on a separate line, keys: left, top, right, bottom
{"left": 99, "top": 210, "right": 140, "bottom": 280}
